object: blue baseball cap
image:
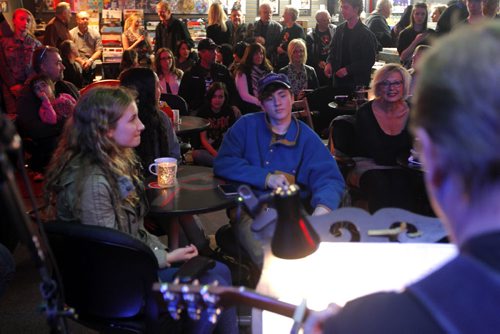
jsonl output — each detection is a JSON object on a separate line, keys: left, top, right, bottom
{"left": 257, "top": 73, "right": 291, "bottom": 96}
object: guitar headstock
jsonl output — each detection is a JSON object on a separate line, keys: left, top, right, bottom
{"left": 153, "top": 281, "right": 301, "bottom": 322}
{"left": 153, "top": 280, "right": 239, "bottom": 323}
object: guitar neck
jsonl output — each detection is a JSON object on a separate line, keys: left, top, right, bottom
{"left": 222, "top": 287, "right": 310, "bottom": 319}
{"left": 154, "top": 283, "right": 311, "bottom": 320}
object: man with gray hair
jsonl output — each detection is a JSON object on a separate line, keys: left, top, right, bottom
{"left": 70, "top": 11, "right": 102, "bottom": 85}
{"left": 254, "top": 3, "right": 282, "bottom": 68}
{"left": 366, "top": 0, "right": 394, "bottom": 48}
{"left": 276, "top": 5, "right": 306, "bottom": 70}
{"left": 307, "top": 10, "right": 336, "bottom": 86}
{"left": 44, "top": 1, "right": 72, "bottom": 48}
{"left": 304, "top": 21, "right": 500, "bottom": 334}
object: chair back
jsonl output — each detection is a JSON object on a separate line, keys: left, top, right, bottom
{"left": 44, "top": 221, "right": 160, "bottom": 321}
{"left": 328, "top": 114, "right": 357, "bottom": 156}
{"left": 79, "top": 79, "right": 120, "bottom": 96}
{"left": 292, "top": 98, "right": 314, "bottom": 130}
{"left": 160, "top": 94, "right": 189, "bottom": 116}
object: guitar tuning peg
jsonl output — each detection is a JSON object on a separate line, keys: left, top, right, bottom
{"left": 166, "top": 293, "right": 184, "bottom": 321}
{"left": 173, "top": 277, "right": 180, "bottom": 284}
{"left": 205, "top": 305, "right": 222, "bottom": 324}
{"left": 192, "top": 279, "right": 200, "bottom": 285}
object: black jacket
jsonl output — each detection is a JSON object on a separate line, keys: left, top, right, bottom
{"left": 326, "top": 20, "right": 377, "bottom": 92}
{"left": 178, "top": 62, "right": 239, "bottom": 112}
{"left": 154, "top": 17, "right": 193, "bottom": 54}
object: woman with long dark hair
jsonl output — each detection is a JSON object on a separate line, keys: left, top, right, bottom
{"left": 175, "top": 40, "right": 197, "bottom": 73}
{"left": 119, "top": 67, "right": 180, "bottom": 170}
{"left": 192, "top": 82, "right": 236, "bottom": 166}
{"left": 234, "top": 42, "right": 273, "bottom": 113}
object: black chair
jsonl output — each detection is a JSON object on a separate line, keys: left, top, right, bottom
{"left": 160, "top": 94, "right": 189, "bottom": 116}
{"left": 44, "top": 221, "right": 177, "bottom": 334}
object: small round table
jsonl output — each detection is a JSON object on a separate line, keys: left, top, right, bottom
{"left": 146, "top": 165, "right": 237, "bottom": 248}
{"left": 175, "top": 116, "right": 210, "bottom": 136}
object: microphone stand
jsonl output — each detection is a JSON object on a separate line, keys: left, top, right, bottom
{"left": 0, "top": 116, "right": 73, "bottom": 333}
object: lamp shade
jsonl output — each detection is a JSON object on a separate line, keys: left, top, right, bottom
{"left": 271, "top": 185, "right": 320, "bottom": 259}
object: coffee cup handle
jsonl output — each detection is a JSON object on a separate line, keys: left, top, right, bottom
{"left": 149, "top": 163, "right": 158, "bottom": 175}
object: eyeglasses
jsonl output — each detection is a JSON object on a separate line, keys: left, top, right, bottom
{"left": 379, "top": 80, "right": 403, "bottom": 89}
{"left": 38, "top": 46, "right": 49, "bottom": 63}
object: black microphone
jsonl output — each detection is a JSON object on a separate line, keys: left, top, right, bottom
{"left": 237, "top": 185, "right": 273, "bottom": 218}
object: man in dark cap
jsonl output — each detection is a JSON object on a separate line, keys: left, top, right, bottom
{"left": 214, "top": 73, "right": 345, "bottom": 268}
{"left": 179, "top": 38, "right": 238, "bottom": 112}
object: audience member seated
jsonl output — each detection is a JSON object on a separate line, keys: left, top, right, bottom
{"left": 0, "top": 8, "right": 42, "bottom": 115}
{"left": 398, "top": 3, "right": 435, "bottom": 68}
{"left": 408, "top": 45, "right": 430, "bottom": 96}
{"left": 179, "top": 38, "right": 239, "bottom": 113}
{"left": 206, "top": 2, "right": 232, "bottom": 45}
{"left": 483, "top": 0, "right": 499, "bottom": 17}
{"left": 120, "top": 67, "right": 211, "bottom": 254}
{"left": 234, "top": 42, "right": 272, "bottom": 113}
{"left": 119, "top": 67, "right": 180, "bottom": 173}
{"left": 464, "top": 0, "right": 486, "bottom": 24}
{"left": 431, "top": 5, "right": 447, "bottom": 22}
{"left": 348, "top": 64, "right": 427, "bottom": 213}
{"left": 30, "top": 74, "right": 76, "bottom": 125}
{"left": 391, "top": 4, "right": 413, "bottom": 44}
{"left": 366, "top": 0, "right": 395, "bottom": 48}
{"left": 306, "top": 10, "right": 336, "bottom": 87}
{"left": 154, "top": 47, "right": 183, "bottom": 95}
{"left": 305, "top": 21, "right": 500, "bottom": 334}
{"left": 59, "top": 39, "right": 84, "bottom": 89}
{"left": 122, "top": 14, "right": 152, "bottom": 66}
{"left": 119, "top": 49, "right": 139, "bottom": 74}
{"left": 69, "top": 11, "right": 103, "bottom": 86}
{"left": 214, "top": 73, "right": 345, "bottom": 268}
{"left": 192, "top": 82, "right": 237, "bottom": 167}
{"left": 44, "top": 86, "right": 238, "bottom": 334}
{"left": 279, "top": 38, "right": 319, "bottom": 101}
{"left": 276, "top": 5, "right": 307, "bottom": 70}
{"left": 215, "top": 43, "right": 234, "bottom": 68}
{"left": 228, "top": 41, "right": 248, "bottom": 76}
{"left": 435, "top": 0, "right": 468, "bottom": 35}
{"left": 174, "top": 39, "right": 197, "bottom": 73}
{"left": 16, "top": 46, "right": 79, "bottom": 175}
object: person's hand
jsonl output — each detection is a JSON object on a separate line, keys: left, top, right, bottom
{"left": 324, "top": 63, "right": 332, "bottom": 78}
{"left": 277, "top": 45, "right": 285, "bottom": 54}
{"left": 9, "top": 84, "right": 23, "bottom": 97}
{"left": 296, "top": 90, "right": 306, "bottom": 101}
{"left": 303, "top": 303, "right": 341, "bottom": 334}
{"left": 266, "top": 174, "right": 289, "bottom": 189}
{"left": 231, "top": 105, "right": 242, "bottom": 119}
{"left": 312, "top": 205, "right": 330, "bottom": 216}
{"left": 318, "top": 60, "right": 326, "bottom": 69}
{"left": 255, "top": 36, "right": 266, "bottom": 45}
{"left": 167, "top": 244, "right": 198, "bottom": 265}
{"left": 414, "top": 33, "right": 427, "bottom": 44}
{"left": 335, "top": 67, "right": 348, "bottom": 78}
{"left": 82, "top": 59, "right": 93, "bottom": 70}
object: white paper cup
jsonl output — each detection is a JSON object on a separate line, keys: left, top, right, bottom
{"left": 148, "top": 157, "right": 177, "bottom": 188}
{"left": 172, "top": 109, "right": 180, "bottom": 125}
